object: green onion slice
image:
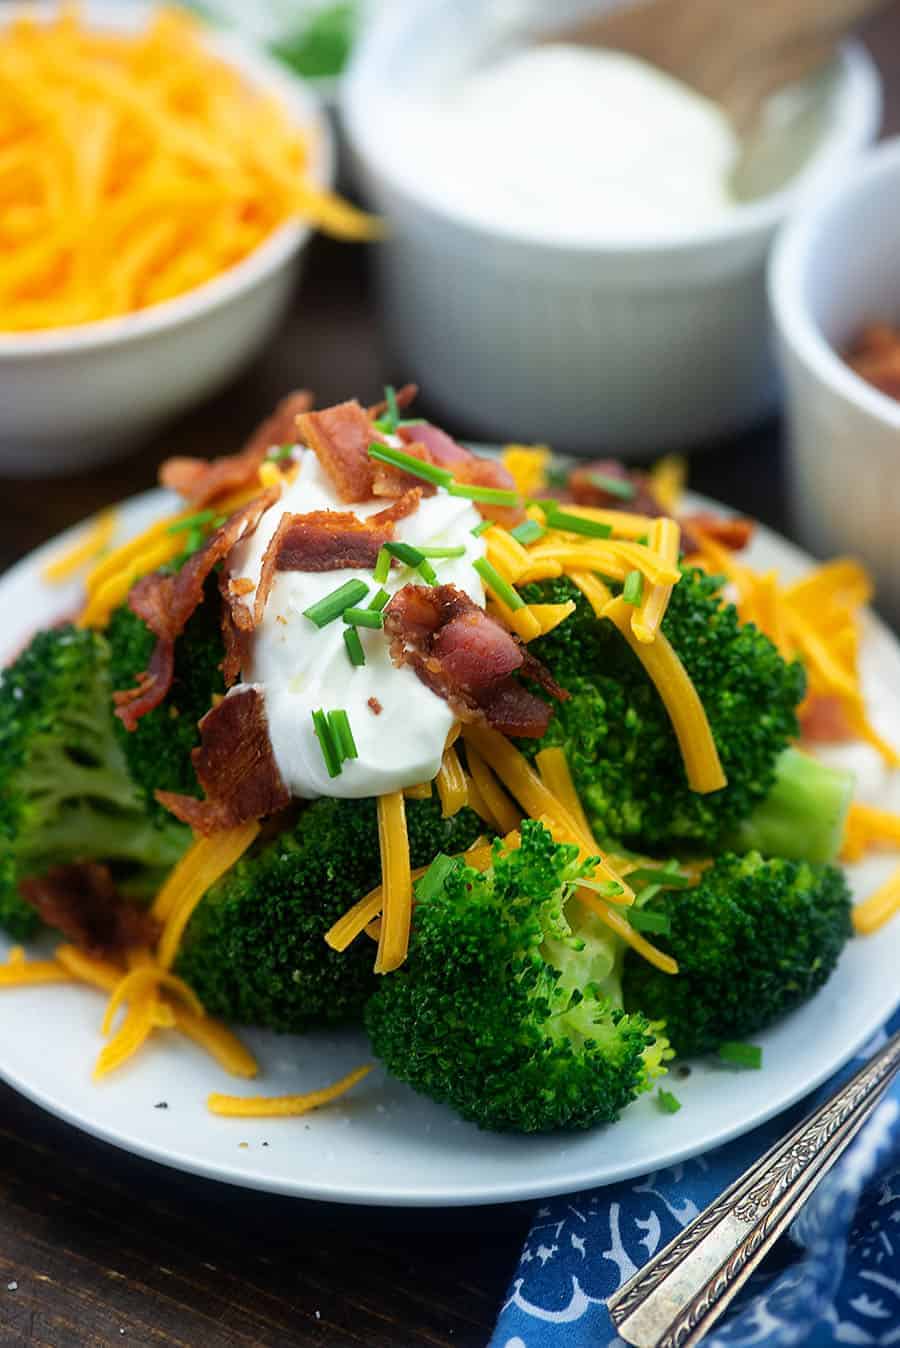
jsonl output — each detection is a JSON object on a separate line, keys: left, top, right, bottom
{"left": 626, "top": 908, "right": 671, "bottom": 936}
{"left": 368, "top": 443, "right": 453, "bottom": 488}
{"left": 417, "top": 545, "right": 466, "bottom": 558}
{"left": 447, "top": 482, "right": 521, "bottom": 506}
{"left": 471, "top": 519, "right": 493, "bottom": 538}
{"left": 374, "top": 546, "right": 391, "bottom": 583}
{"left": 328, "top": 709, "right": 358, "bottom": 761}
{"left": 474, "top": 557, "right": 525, "bottom": 611}
{"left": 368, "top": 587, "right": 390, "bottom": 611}
{"left": 657, "top": 1089, "right": 682, "bottom": 1114}
{"left": 303, "top": 579, "right": 369, "bottom": 629}
{"left": 415, "top": 853, "right": 457, "bottom": 903}
{"left": 266, "top": 444, "right": 295, "bottom": 463}
{"left": 718, "top": 1042, "right": 763, "bottom": 1070}
{"left": 509, "top": 519, "right": 546, "bottom": 546}
{"left": 311, "top": 708, "right": 342, "bottom": 778}
{"left": 626, "top": 865, "right": 691, "bottom": 890}
{"left": 343, "top": 627, "right": 366, "bottom": 667}
{"left": 342, "top": 607, "right": 384, "bottom": 629}
{"left": 589, "top": 473, "right": 636, "bottom": 500}
{"left": 546, "top": 508, "right": 613, "bottom": 539}
{"left": 622, "top": 570, "right": 644, "bottom": 606}
{"left": 167, "top": 509, "right": 216, "bottom": 535}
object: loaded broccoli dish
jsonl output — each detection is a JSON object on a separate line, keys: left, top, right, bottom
{"left": 2, "top": 384, "right": 898, "bottom": 1132}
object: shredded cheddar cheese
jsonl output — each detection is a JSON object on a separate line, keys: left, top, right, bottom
{"left": 500, "top": 445, "right": 551, "bottom": 498}
{"left": 567, "top": 570, "right": 614, "bottom": 618}
{"left": 403, "top": 781, "right": 433, "bottom": 800}
{"left": 208, "top": 1064, "right": 372, "bottom": 1118}
{"left": 42, "top": 509, "right": 117, "bottom": 583}
{"left": 603, "top": 596, "right": 726, "bottom": 795}
{"left": 374, "top": 791, "right": 412, "bottom": 974}
{"left": 648, "top": 455, "right": 686, "bottom": 515}
{"left": 842, "top": 802, "right": 900, "bottom": 863}
{"left": 632, "top": 517, "right": 680, "bottom": 644}
{"left": 435, "top": 745, "right": 469, "bottom": 818}
{"left": 0, "top": 6, "right": 378, "bottom": 334}
{"left": 0, "top": 946, "right": 72, "bottom": 986}
{"left": 853, "top": 862, "right": 900, "bottom": 935}
{"left": 527, "top": 601, "right": 577, "bottom": 636}
{"left": 465, "top": 744, "right": 522, "bottom": 835}
{"left": 486, "top": 596, "right": 542, "bottom": 643}
{"left": 173, "top": 1007, "right": 258, "bottom": 1078}
{"left": 153, "top": 822, "right": 260, "bottom": 968}
{"left": 485, "top": 527, "right": 532, "bottom": 585}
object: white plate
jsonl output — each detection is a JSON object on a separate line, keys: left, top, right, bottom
{"left": 2, "top": 489, "right": 900, "bottom": 1207}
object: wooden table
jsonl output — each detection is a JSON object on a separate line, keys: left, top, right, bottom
{"left": 2, "top": 14, "right": 899, "bottom": 1345}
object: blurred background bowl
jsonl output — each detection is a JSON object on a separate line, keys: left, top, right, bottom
{"left": 0, "top": 2, "right": 334, "bottom": 477}
{"left": 770, "top": 136, "right": 900, "bottom": 622}
{"left": 342, "top": 0, "right": 880, "bottom": 457}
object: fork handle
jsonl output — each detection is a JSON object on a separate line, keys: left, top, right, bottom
{"left": 608, "top": 1028, "right": 900, "bottom": 1348}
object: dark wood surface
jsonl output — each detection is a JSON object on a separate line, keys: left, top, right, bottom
{"left": 2, "top": 12, "right": 900, "bottom": 1346}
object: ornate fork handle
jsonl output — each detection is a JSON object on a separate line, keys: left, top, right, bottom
{"left": 608, "top": 1027, "right": 900, "bottom": 1348}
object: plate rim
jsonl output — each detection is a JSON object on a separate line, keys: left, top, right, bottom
{"left": 1, "top": 485, "right": 898, "bottom": 1207}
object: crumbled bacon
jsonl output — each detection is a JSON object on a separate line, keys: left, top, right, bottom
{"left": 800, "top": 694, "right": 855, "bottom": 744}
{"left": 297, "top": 400, "right": 378, "bottom": 503}
{"left": 400, "top": 423, "right": 525, "bottom": 526}
{"left": 682, "top": 514, "right": 755, "bottom": 552}
{"left": 272, "top": 510, "right": 394, "bottom": 576}
{"left": 156, "top": 687, "right": 290, "bottom": 834}
{"left": 370, "top": 488, "right": 423, "bottom": 528}
{"left": 383, "top": 584, "right": 564, "bottom": 738}
{"left": 18, "top": 863, "right": 159, "bottom": 958}
{"left": 372, "top": 441, "right": 437, "bottom": 499}
{"left": 398, "top": 423, "right": 471, "bottom": 469}
{"left": 160, "top": 390, "right": 313, "bottom": 506}
{"left": 368, "top": 696, "right": 383, "bottom": 715}
{"left": 114, "top": 489, "right": 278, "bottom": 729}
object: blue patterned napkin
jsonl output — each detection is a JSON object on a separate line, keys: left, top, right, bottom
{"left": 492, "top": 1009, "right": 900, "bottom": 1348}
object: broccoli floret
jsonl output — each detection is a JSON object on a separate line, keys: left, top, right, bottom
{"left": 522, "top": 570, "right": 819, "bottom": 852}
{"left": 106, "top": 585, "right": 225, "bottom": 823}
{"left": 730, "top": 748, "right": 856, "bottom": 863}
{"left": 365, "top": 819, "right": 669, "bottom": 1132}
{"left": 0, "top": 626, "right": 189, "bottom": 939}
{"left": 175, "top": 796, "right": 486, "bottom": 1033}
{"left": 623, "top": 851, "right": 853, "bottom": 1057}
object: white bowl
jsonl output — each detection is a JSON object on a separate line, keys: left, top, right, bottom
{"left": 770, "top": 137, "right": 900, "bottom": 623}
{"left": 0, "top": 3, "right": 335, "bottom": 477}
{"left": 341, "top": 1, "right": 880, "bottom": 456}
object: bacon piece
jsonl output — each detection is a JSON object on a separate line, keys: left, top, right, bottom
{"left": 800, "top": 694, "right": 855, "bottom": 744}
{"left": 156, "top": 687, "right": 290, "bottom": 835}
{"left": 372, "top": 441, "right": 437, "bottom": 499}
{"left": 274, "top": 510, "right": 393, "bottom": 575}
{"left": 370, "top": 488, "right": 423, "bottom": 528}
{"left": 368, "top": 697, "right": 383, "bottom": 715}
{"left": 383, "top": 583, "right": 563, "bottom": 738}
{"left": 398, "top": 422, "right": 471, "bottom": 469}
{"left": 221, "top": 588, "right": 250, "bottom": 689}
{"left": 114, "top": 489, "right": 278, "bottom": 729}
{"left": 298, "top": 400, "right": 378, "bottom": 503}
{"left": 682, "top": 514, "right": 755, "bottom": 553}
{"left": 19, "top": 863, "right": 160, "bottom": 958}
{"left": 568, "top": 459, "right": 666, "bottom": 518}
{"left": 367, "top": 383, "right": 418, "bottom": 419}
{"left": 160, "top": 391, "right": 313, "bottom": 506}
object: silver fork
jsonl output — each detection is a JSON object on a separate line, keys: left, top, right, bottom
{"left": 608, "top": 1027, "right": 900, "bottom": 1348}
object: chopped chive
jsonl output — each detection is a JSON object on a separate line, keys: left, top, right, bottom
{"left": 343, "top": 626, "right": 366, "bottom": 667}
{"left": 397, "top": 417, "right": 425, "bottom": 428}
{"left": 528, "top": 496, "right": 562, "bottom": 512}
{"left": 510, "top": 518, "right": 546, "bottom": 546}
{"left": 374, "top": 546, "right": 391, "bottom": 583}
{"left": 368, "top": 443, "right": 453, "bottom": 488}
{"left": 311, "top": 708, "right": 341, "bottom": 778}
{"left": 546, "top": 508, "right": 613, "bottom": 539}
{"left": 657, "top": 1089, "right": 682, "bottom": 1114}
{"left": 627, "top": 908, "right": 671, "bottom": 936}
{"left": 368, "top": 587, "right": 390, "bottom": 611}
{"left": 579, "top": 877, "right": 625, "bottom": 899}
{"left": 384, "top": 540, "right": 437, "bottom": 584}
{"left": 417, "top": 545, "right": 466, "bottom": 558}
{"left": 447, "top": 482, "right": 522, "bottom": 506}
{"left": 415, "top": 853, "right": 456, "bottom": 902}
{"left": 266, "top": 443, "right": 295, "bottom": 462}
{"left": 343, "top": 607, "right": 384, "bottom": 629}
{"left": 718, "top": 1042, "right": 763, "bottom": 1070}
{"left": 626, "top": 865, "right": 692, "bottom": 890}
{"left": 589, "top": 472, "right": 636, "bottom": 501}
{"left": 623, "top": 570, "right": 644, "bottom": 606}
{"left": 328, "top": 709, "right": 358, "bottom": 762}
{"left": 636, "top": 883, "right": 664, "bottom": 906}
{"left": 474, "top": 558, "right": 524, "bottom": 611}
{"left": 303, "top": 578, "right": 369, "bottom": 629}
{"left": 385, "top": 385, "right": 399, "bottom": 432}
{"left": 471, "top": 519, "right": 493, "bottom": 538}
{"left": 167, "top": 509, "right": 216, "bottom": 534}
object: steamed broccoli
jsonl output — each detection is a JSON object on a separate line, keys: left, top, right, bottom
{"left": 623, "top": 852, "right": 853, "bottom": 1057}
{"left": 521, "top": 570, "right": 849, "bottom": 857}
{"left": 175, "top": 795, "right": 486, "bottom": 1033}
{"left": 106, "top": 584, "right": 225, "bottom": 821}
{"left": 0, "top": 625, "right": 190, "bottom": 940}
{"left": 365, "top": 820, "right": 669, "bottom": 1132}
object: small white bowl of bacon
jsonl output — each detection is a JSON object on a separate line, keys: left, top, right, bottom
{"left": 0, "top": 3, "right": 375, "bottom": 476}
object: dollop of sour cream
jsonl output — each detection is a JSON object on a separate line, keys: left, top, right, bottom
{"left": 226, "top": 450, "right": 486, "bottom": 800}
{"left": 421, "top": 45, "right": 739, "bottom": 239}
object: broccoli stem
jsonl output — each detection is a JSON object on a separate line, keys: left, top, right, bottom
{"left": 729, "top": 748, "right": 855, "bottom": 863}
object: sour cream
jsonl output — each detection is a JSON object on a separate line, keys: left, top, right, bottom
{"left": 226, "top": 451, "right": 486, "bottom": 800}
{"left": 420, "top": 45, "right": 739, "bottom": 239}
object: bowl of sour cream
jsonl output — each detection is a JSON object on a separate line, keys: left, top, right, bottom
{"left": 342, "top": 0, "right": 880, "bottom": 455}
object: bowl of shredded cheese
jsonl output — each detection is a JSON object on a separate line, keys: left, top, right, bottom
{"left": 0, "top": 2, "right": 376, "bottom": 474}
